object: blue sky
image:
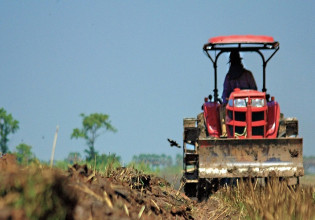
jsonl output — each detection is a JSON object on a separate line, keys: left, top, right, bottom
{"left": 1, "top": 1, "right": 314, "bottom": 164}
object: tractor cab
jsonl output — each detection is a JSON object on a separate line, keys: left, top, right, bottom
{"left": 202, "top": 35, "right": 280, "bottom": 139}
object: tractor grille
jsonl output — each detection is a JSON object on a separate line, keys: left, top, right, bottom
{"left": 227, "top": 110, "right": 246, "bottom": 121}
{"left": 252, "top": 126, "right": 264, "bottom": 136}
{"left": 228, "top": 126, "right": 246, "bottom": 136}
{"left": 226, "top": 104, "right": 267, "bottom": 138}
{"left": 252, "top": 111, "right": 264, "bottom": 121}
{"left": 235, "top": 112, "right": 246, "bottom": 121}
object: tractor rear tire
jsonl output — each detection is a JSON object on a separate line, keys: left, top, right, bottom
{"left": 184, "top": 183, "right": 197, "bottom": 198}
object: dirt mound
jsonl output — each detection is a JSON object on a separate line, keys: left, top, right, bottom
{"left": 0, "top": 166, "right": 77, "bottom": 219}
{"left": 0, "top": 158, "right": 194, "bottom": 219}
{"left": 0, "top": 156, "right": 245, "bottom": 219}
{"left": 69, "top": 165, "right": 194, "bottom": 219}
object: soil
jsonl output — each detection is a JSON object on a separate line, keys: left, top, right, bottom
{"left": 0, "top": 154, "right": 235, "bottom": 220}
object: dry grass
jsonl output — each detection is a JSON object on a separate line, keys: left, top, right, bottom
{"left": 217, "top": 178, "right": 315, "bottom": 220}
{"left": 300, "top": 174, "right": 315, "bottom": 186}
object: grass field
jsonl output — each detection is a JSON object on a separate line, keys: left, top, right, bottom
{"left": 217, "top": 177, "right": 315, "bottom": 219}
{"left": 1, "top": 154, "right": 314, "bottom": 219}
{"left": 301, "top": 174, "right": 315, "bottom": 186}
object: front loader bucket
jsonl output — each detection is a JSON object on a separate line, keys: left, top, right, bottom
{"left": 198, "top": 138, "right": 303, "bottom": 178}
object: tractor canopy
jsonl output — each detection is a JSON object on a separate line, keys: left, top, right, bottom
{"left": 203, "top": 35, "right": 279, "bottom": 102}
{"left": 206, "top": 35, "right": 278, "bottom": 48}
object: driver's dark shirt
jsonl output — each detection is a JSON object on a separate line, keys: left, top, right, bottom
{"left": 222, "top": 69, "right": 257, "bottom": 104}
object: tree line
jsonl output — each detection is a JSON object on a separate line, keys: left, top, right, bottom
{"left": 0, "top": 107, "right": 117, "bottom": 162}
{"left": 132, "top": 153, "right": 182, "bottom": 169}
{"left": 0, "top": 107, "right": 183, "bottom": 169}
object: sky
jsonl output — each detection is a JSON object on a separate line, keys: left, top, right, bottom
{"left": 1, "top": 1, "right": 314, "bottom": 164}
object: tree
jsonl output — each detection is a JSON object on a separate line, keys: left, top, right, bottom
{"left": 71, "top": 113, "right": 117, "bottom": 161}
{"left": 14, "top": 143, "right": 34, "bottom": 165}
{"left": 66, "top": 152, "right": 82, "bottom": 164}
{"left": 0, "top": 108, "right": 19, "bottom": 154}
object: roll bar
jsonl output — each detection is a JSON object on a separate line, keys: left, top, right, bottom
{"left": 203, "top": 35, "right": 279, "bottom": 102}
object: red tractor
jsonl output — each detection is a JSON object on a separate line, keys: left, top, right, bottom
{"left": 182, "top": 35, "right": 303, "bottom": 199}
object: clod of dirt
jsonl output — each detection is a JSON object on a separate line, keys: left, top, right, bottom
{"left": 0, "top": 154, "right": 19, "bottom": 172}
{"left": 68, "top": 163, "right": 95, "bottom": 183}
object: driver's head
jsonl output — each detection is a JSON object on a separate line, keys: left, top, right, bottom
{"left": 229, "top": 51, "right": 242, "bottom": 64}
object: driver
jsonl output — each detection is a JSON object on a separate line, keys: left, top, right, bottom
{"left": 222, "top": 51, "right": 257, "bottom": 104}
{"left": 220, "top": 51, "right": 257, "bottom": 137}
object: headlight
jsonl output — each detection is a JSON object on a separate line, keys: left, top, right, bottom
{"left": 234, "top": 98, "right": 247, "bottom": 107}
{"left": 251, "top": 98, "right": 265, "bottom": 107}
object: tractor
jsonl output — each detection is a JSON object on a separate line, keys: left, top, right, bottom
{"left": 182, "top": 35, "right": 303, "bottom": 199}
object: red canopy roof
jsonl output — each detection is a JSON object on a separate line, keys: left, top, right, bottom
{"left": 209, "top": 35, "right": 275, "bottom": 44}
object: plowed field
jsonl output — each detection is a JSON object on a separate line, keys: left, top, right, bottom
{"left": 0, "top": 154, "right": 314, "bottom": 220}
